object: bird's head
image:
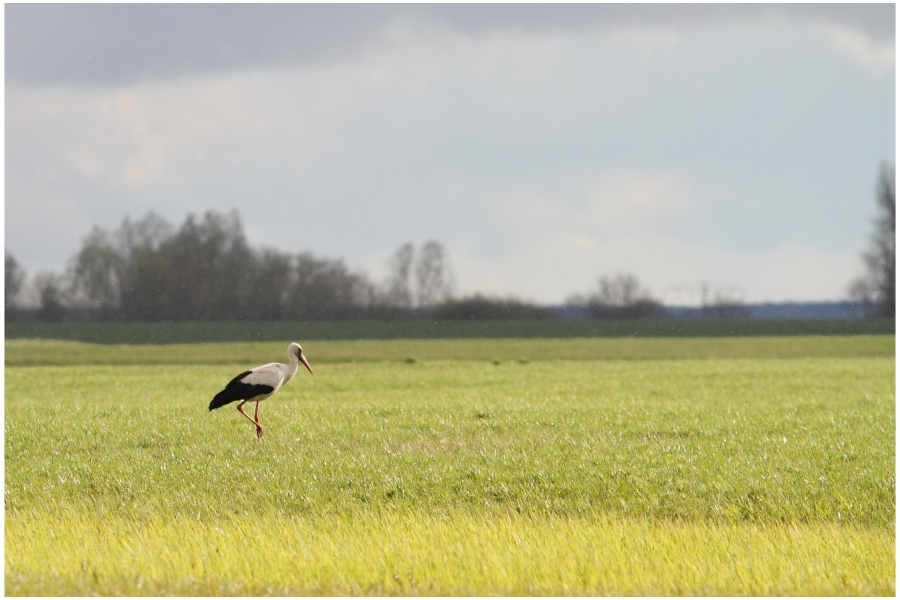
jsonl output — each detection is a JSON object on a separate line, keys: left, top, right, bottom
{"left": 290, "top": 342, "right": 314, "bottom": 376}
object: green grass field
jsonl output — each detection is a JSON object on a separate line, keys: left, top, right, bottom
{"left": 5, "top": 336, "right": 895, "bottom": 595}
{"left": 5, "top": 334, "right": 894, "bottom": 366}
{"left": 6, "top": 317, "right": 895, "bottom": 344}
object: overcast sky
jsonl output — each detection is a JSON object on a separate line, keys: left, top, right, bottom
{"left": 5, "top": 3, "right": 895, "bottom": 304}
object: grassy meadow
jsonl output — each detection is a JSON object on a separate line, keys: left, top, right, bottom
{"left": 6, "top": 317, "right": 895, "bottom": 344}
{"left": 5, "top": 335, "right": 895, "bottom": 595}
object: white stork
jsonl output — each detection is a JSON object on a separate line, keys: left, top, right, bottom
{"left": 209, "top": 342, "right": 313, "bottom": 439}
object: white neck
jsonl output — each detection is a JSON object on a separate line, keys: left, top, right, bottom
{"left": 284, "top": 348, "right": 300, "bottom": 382}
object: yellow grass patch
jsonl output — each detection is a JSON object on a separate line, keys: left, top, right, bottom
{"left": 6, "top": 509, "right": 893, "bottom": 595}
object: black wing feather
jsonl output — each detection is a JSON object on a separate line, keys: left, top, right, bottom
{"left": 209, "top": 370, "right": 276, "bottom": 411}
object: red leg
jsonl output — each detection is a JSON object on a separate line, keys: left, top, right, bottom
{"left": 236, "top": 401, "right": 263, "bottom": 439}
{"left": 254, "top": 402, "right": 264, "bottom": 439}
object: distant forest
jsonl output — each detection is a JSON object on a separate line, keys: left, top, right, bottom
{"left": 4, "top": 210, "right": 592, "bottom": 323}
{"left": 5, "top": 164, "right": 894, "bottom": 323}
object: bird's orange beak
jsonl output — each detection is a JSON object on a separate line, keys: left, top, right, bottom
{"left": 300, "top": 353, "right": 314, "bottom": 376}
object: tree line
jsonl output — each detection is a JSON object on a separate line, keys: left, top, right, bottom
{"left": 848, "top": 163, "right": 895, "bottom": 318}
{"left": 6, "top": 210, "right": 561, "bottom": 322}
{"left": 6, "top": 165, "right": 894, "bottom": 322}
{"left": 7, "top": 211, "right": 441, "bottom": 322}
{"left": 4, "top": 209, "right": 668, "bottom": 323}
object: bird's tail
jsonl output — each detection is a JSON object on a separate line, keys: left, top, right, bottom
{"left": 209, "top": 388, "right": 241, "bottom": 411}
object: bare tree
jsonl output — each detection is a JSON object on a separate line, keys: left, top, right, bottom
{"left": 285, "top": 252, "right": 373, "bottom": 320}
{"left": 5, "top": 252, "right": 26, "bottom": 319}
{"left": 592, "top": 273, "right": 649, "bottom": 306}
{"left": 380, "top": 240, "right": 454, "bottom": 309}
{"left": 116, "top": 211, "right": 173, "bottom": 257}
{"left": 65, "top": 211, "right": 175, "bottom": 321}
{"left": 157, "top": 210, "right": 254, "bottom": 320}
{"left": 415, "top": 240, "right": 453, "bottom": 307}
{"left": 384, "top": 242, "right": 415, "bottom": 308}
{"left": 248, "top": 249, "right": 293, "bottom": 320}
{"left": 849, "top": 164, "right": 895, "bottom": 318}
{"left": 34, "top": 271, "right": 66, "bottom": 322}
{"left": 69, "top": 228, "right": 125, "bottom": 319}
{"left": 570, "top": 272, "right": 660, "bottom": 319}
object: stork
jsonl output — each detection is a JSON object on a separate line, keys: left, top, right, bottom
{"left": 209, "top": 342, "right": 313, "bottom": 439}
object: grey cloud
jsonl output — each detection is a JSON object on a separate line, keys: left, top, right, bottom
{"left": 7, "top": 3, "right": 894, "bottom": 86}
